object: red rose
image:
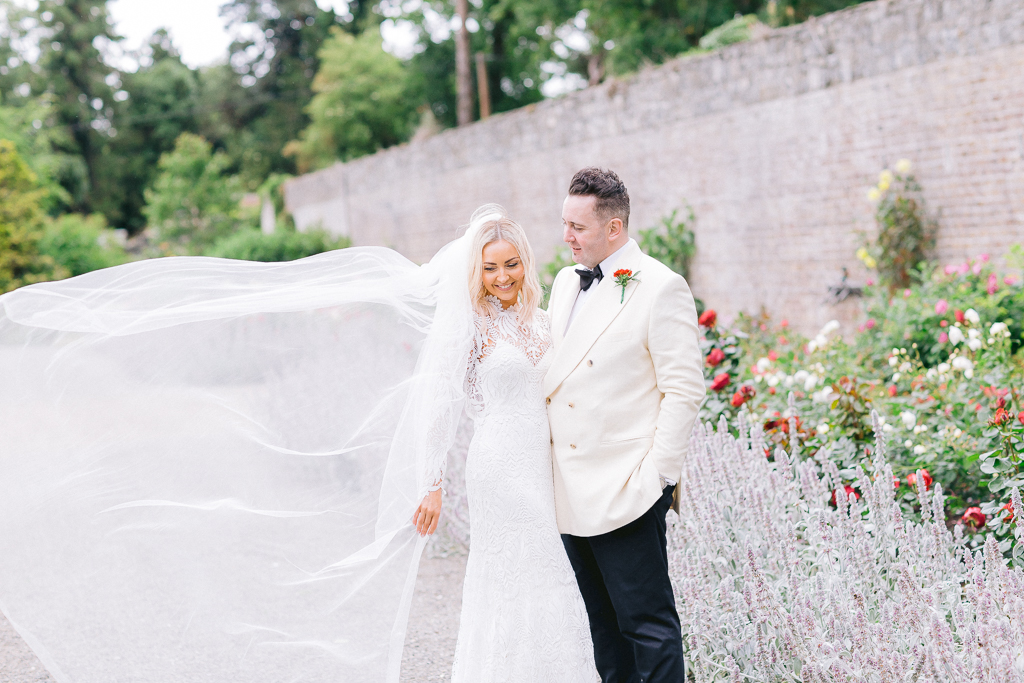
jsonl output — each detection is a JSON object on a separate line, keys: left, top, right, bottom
{"left": 961, "top": 507, "right": 986, "bottom": 531}
{"left": 907, "top": 469, "right": 933, "bottom": 491}
{"left": 939, "top": 320, "right": 948, "bottom": 327}
{"left": 830, "top": 485, "right": 859, "bottom": 506}
{"left": 887, "top": 384, "right": 897, "bottom": 397}
{"left": 954, "top": 309, "right": 965, "bottom": 323}
{"left": 730, "top": 391, "right": 745, "bottom": 407}
{"left": 990, "top": 408, "right": 1011, "bottom": 427}
{"left": 768, "top": 350, "right": 778, "bottom": 361}
{"left": 706, "top": 348, "right": 726, "bottom": 367}
{"left": 710, "top": 372, "right": 730, "bottom": 392}
{"left": 1018, "top": 411, "right": 1024, "bottom": 426}
{"left": 893, "top": 476, "right": 901, "bottom": 490}
{"left": 613, "top": 268, "right": 632, "bottom": 278}
{"left": 1003, "top": 501, "right": 1016, "bottom": 523}
{"left": 698, "top": 309, "right": 717, "bottom": 328}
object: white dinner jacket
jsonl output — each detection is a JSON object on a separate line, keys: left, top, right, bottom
{"left": 544, "top": 239, "right": 705, "bottom": 537}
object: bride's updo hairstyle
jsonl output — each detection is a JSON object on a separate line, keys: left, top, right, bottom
{"left": 466, "top": 204, "right": 542, "bottom": 324}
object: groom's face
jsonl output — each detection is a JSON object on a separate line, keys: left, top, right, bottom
{"left": 561, "top": 194, "right": 613, "bottom": 269}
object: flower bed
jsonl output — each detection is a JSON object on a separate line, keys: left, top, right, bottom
{"left": 697, "top": 253, "right": 1024, "bottom": 563}
{"left": 670, "top": 415, "right": 1024, "bottom": 681}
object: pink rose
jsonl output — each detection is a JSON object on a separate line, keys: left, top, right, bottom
{"left": 1006, "top": 276, "right": 1018, "bottom": 286}
{"left": 944, "top": 265, "right": 957, "bottom": 275}
{"left": 935, "top": 299, "right": 948, "bottom": 315}
{"left": 979, "top": 253, "right": 990, "bottom": 262}
{"left": 865, "top": 318, "right": 875, "bottom": 329}
{"left": 958, "top": 263, "right": 970, "bottom": 275}
{"left": 865, "top": 278, "right": 874, "bottom": 286}
{"left": 988, "top": 273, "right": 998, "bottom": 295}
{"left": 939, "top": 332, "right": 948, "bottom": 343}
{"left": 903, "top": 289, "right": 911, "bottom": 298}
{"left": 972, "top": 261, "right": 983, "bottom": 275}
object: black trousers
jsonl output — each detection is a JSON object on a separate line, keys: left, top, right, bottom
{"left": 562, "top": 486, "right": 684, "bottom": 683}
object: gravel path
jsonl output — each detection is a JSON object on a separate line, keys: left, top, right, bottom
{"left": 0, "top": 554, "right": 467, "bottom": 683}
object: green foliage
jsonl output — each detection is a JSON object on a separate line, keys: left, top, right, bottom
{"left": 286, "top": 29, "right": 419, "bottom": 171}
{"left": 0, "top": 139, "right": 65, "bottom": 292}
{"left": 99, "top": 32, "right": 201, "bottom": 232}
{"left": 540, "top": 245, "right": 574, "bottom": 308}
{"left": 698, "top": 14, "right": 761, "bottom": 50}
{"left": 143, "top": 133, "right": 243, "bottom": 252}
{"left": 215, "top": 0, "right": 355, "bottom": 184}
{"left": 637, "top": 208, "right": 697, "bottom": 279}
{"left": 38, "top": 213, "right": 129, "bottom": 277}
{"left": 858, "top": 161, "right": 936, "bottom": 291}
{"left": 205, "top": 227, "right": 350, "bottom": 262}
{"left": 29, "top": 0, "right": 120, "bottom": 211}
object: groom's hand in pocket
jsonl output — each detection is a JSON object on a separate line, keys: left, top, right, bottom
{"left": 413, "top": 489, "right": 443, "bottom": 536}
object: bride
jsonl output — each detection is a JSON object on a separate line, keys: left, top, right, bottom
{"left": 0, "top": 205, "right": 593, "bottom": 682}
{"left": 412, "top": 211, "right": 594, "bottom": 681}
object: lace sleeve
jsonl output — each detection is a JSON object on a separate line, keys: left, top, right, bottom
{"left": 465, "top": 313, "right": 488, "bottom": 418}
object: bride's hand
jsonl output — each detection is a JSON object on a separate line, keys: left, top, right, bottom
{"left": 413, "top": 489, "right": 443, "bottom": 536}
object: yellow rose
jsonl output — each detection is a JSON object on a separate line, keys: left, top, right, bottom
{"left": 856, "top": 247, "right": 869, "bottom": 260}
{"left": 877, "top": 179, "right": 890, "bottom": 192}
{"left": 864, "top": 256, "right": 877, "bottom": 269}
{"left": 878, "top": 170, "right": 894, "bottom": 188}
{"left": 895, "top": 159, "right": 912, "bottom": 174}
{"left": 867, "top": 187, "right": 881, "bottom": 202}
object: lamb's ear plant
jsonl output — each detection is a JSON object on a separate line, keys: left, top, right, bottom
{"left": 668, "top": 412, "right": 1024, "bottom": 681}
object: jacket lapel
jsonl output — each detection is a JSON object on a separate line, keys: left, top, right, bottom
{"left": 543, "top": 240, "right": 643, "bottom": 397}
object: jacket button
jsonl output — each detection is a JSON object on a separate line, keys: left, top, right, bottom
{"left": 570, "top": 443, "right": 577, "bottom": 449}
{"left": 587, "top": 360, "right": 593, "bottom": 366}
{"left": 545, "top": 397, "right": 551, "bottom": 404}
{"left": 568, "top": 402, "right": 574, "bottom": 408}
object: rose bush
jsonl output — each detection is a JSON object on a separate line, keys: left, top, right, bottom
{"left": 696, "top": 249, "right": 1024, "bottom": 563}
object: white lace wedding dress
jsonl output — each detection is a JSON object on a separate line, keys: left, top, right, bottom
{"left": 449, "top": 300, "right": 595, "bottom": 682}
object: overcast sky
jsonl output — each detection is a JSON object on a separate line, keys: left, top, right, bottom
{"left": 107, "top": 0, "right": 351, "bottom": 68}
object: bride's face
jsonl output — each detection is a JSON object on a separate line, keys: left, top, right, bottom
{"left": 481, "top": 239, "right": 524, "bottom": 309}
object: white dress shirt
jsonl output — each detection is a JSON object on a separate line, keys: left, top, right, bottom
{"left": 564, "top": 239, "right": 634, "bottom": 335}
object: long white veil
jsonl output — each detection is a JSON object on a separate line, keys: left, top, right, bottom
{"left": 0, "top": 206, "right": 501, "bottom": 682}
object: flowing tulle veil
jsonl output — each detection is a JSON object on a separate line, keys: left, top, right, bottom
{"left": 0, "top": 206, "right": 503, "bottom": 682}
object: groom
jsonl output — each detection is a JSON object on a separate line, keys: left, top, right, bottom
{"left": 544, "top": 168, "right": 705, "bottom": 682}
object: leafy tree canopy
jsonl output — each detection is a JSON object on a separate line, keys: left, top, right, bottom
{"left": 285, "top": 28, "right": 419, "bottom": 171}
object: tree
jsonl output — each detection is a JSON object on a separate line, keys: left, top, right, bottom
{"left": 0, "top": 140, "right": 66, "bottom": 292}
{"left": 99, "top": 30, "right": 201, "bottom": 232}
{"left": 285, "top": 29, "right": 419, "bottom": 171}
{"left": 143, "top": 133, "right": 244, "bottom": 252}
{"left": 215, "top": 0, "right": 358, "bottom": 184}
{"left": 30, "top": 0, "right": 120, "bottom": 211}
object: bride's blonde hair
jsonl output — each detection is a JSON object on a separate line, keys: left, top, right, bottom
{"left": 466, "top": 204, "right": 541, "bottom": 324}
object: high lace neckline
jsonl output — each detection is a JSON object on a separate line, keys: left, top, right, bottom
{"left": 483, "top": 294, "right": 523, "bottom": 317}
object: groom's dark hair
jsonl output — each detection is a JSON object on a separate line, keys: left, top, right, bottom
{"left": 568, "top": 168, "right": 630, "bottom": 229}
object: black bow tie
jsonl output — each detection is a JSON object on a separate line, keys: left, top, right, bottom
{"left": 576, "top": 264, "right": 604, "bottom": 292}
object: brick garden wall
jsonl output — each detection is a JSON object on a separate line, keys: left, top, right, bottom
{"left": 283, "top": 0, "right": 1024, "bottom": 333}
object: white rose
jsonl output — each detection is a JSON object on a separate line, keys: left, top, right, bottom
{"left": 767, "top": 374, "right": 780, "bottom": 387}
{"left": 899, "top": 362, "right": 912, "bottom": 372}
{"left": 937, "top": 362, "right": 951, "bottom": 373}
{"left": 904, "top": 439, "right": 913, "bottom": 448}
{"left": 820, "top": 320, "right": 840, "bottom": 336}
{"left": 804, "top": 375, "right": 817, "bottom": 391}
{"left": 948, "top": 327, "right": 965, "bottom": 345}
{"left": 900, "top": 411, "right": 917, "bottom": 429}
{"left": 967, "top": 328, "right": 981, "bottom": 340}
{"left": 814, "top": 334, "right": 828, "bottom": 348}
{"left": 794, "top": 370, "right": 809, "bottom": 383}
{"left": 965, "top": 308, "right": 980, "bottom": 324}
{"left": 951, "top": 357, "right": 973, "bottom": 372}
{"left": 888, "top": 356, "right": 899, "bottom": 367}
{"left": 756, "top": 357, "right": 772, "bottom": 372}
{"left": 817, "top": 423, "right": 830, "bottom": 434}
{"left": 990, "top": 322, "right": 1009, "bottom": 336}
{"left": 883, "top": 424, "right": 894, "bottom": 433}
{"left": 913, "top": 445, "right": 926, "bottom": 455}
{"left": 968, "top": 339, "right": 982, "bottom": 351}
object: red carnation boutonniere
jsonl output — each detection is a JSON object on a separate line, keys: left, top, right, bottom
{"left": 612, "top": 269, "right": 640, "bottom": 303}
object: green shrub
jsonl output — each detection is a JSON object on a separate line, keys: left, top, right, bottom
{"left": 38, "top": 213, "right": 129, "bottom": 277}
{"left": 0, "top": 139, "right": 66, "bottom": 292}
{"left": 637, "top": 207, "right": 697, "bottom": 279}
{"left": 205, "top": 228, "right": 351, "bottom": 262}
